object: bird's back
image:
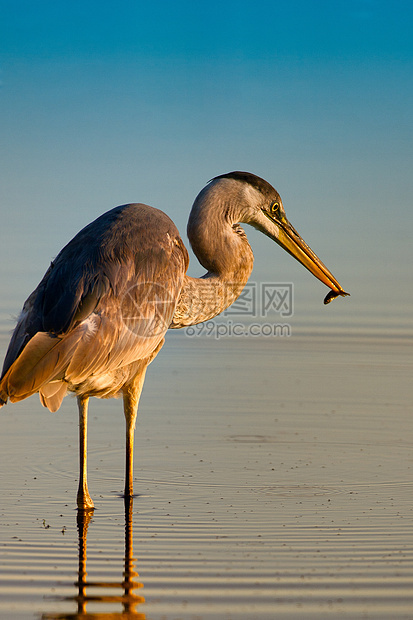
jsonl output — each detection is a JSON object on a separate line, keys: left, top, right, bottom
{"left": 0, "top": 203, "right": 189, "bottom": 410}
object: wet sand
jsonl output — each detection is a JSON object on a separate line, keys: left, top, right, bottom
{"left": 0, "top": 332, "right": 412, "bottom": 618}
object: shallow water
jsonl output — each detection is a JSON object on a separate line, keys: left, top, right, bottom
{"left": 0, "top": 331, "right": 412, "bottom": 619}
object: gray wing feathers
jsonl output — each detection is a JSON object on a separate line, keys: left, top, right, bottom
{"left": 0, "top": 203, "right": 189, "bottom": 411}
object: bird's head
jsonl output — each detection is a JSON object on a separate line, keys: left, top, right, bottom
{"left": 209, "top": 171, "right": 349, "bottom": 304}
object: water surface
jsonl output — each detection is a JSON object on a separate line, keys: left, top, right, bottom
{"left": 1, "top": 332, "right": 411, "bottom": 618}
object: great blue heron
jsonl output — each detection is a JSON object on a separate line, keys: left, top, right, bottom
{"left": 0, "top": 172, "right": 348, "bottom": 510}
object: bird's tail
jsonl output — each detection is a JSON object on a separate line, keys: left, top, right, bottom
{"left": 0, "top": 329, "right": 83, "bottom": 412}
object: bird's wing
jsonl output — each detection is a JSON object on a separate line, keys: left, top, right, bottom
{"left": 0, "top": 203, "right": 189, "bottom": 405}
{"left": 39, "top": 381, "right": 68, "bottom": 412}
{"left": 65, "top": 248, "right": 187, "bottom": 385}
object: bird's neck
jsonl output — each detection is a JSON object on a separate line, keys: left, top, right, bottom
{"left": 170, "top": 194, "right": 254, "bottom": 328}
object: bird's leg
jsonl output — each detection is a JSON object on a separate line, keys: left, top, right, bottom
{"left": 77, "top": 395, "right": 94, "bottom": 511}
{"left": 123, "top": 392, "right": 139, "bottom": 499}
{"left": 123, "top": 367, "right": 147, "bottom": 499}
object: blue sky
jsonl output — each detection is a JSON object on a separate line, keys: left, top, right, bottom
{"left": 1, "top": 1, "right": 412, "bottom": 335}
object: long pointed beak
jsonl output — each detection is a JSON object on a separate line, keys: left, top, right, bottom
{"left": 272, "top": 217, "right": 349, "bottom": 304}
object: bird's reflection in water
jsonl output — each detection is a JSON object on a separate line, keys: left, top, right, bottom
{"left": 42, "top": 496, "right": 146, "bottom": 619}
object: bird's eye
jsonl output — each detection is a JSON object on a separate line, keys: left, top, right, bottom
{"left": 270, "top": 201, "right": 279, "bottom": 214}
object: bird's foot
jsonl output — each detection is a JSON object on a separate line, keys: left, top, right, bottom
{"left": 77, "top": 487, "right": 94, "bottom": 511}
{"left": 123, "top": 486, "right": 138, "bottom": 506}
